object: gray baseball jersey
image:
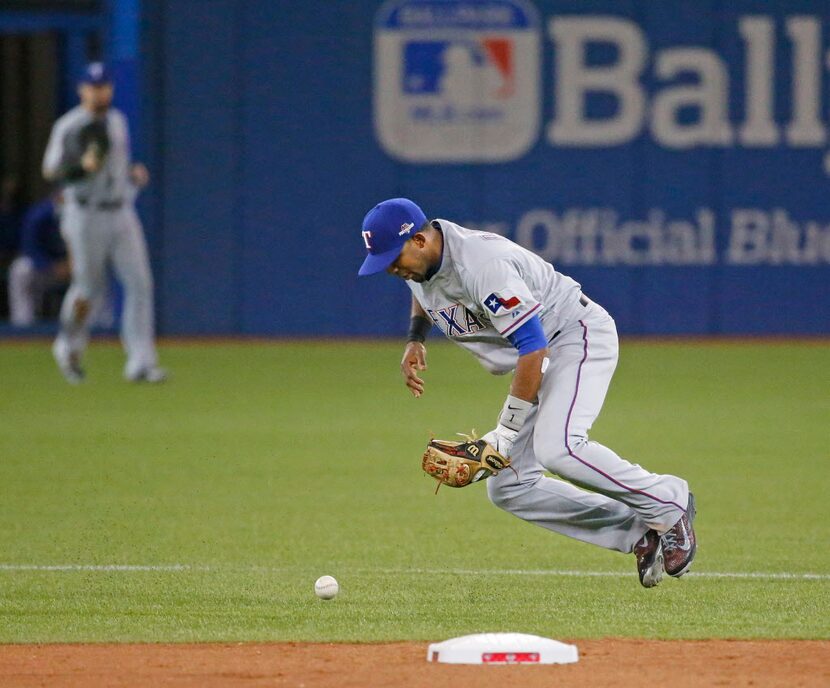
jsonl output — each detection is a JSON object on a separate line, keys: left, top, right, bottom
{"left": 42, "top": 105, "right": 133, "bottom": 204}
{"left": 407, "top": 219, "right": 584, "bottom": 374}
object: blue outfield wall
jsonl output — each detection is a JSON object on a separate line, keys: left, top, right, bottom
{"left": 143, "top": 0, "right": 830, "bottom": 336}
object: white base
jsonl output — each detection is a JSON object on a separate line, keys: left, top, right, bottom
{"left": 427, "top": 633, "right": 579, "bottom": 665}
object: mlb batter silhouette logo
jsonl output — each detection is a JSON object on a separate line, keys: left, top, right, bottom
{"left": 374, "top": 0, "right": 541, "bottom": 162}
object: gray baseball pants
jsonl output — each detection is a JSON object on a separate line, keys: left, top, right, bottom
{"left": 55, "top": 201, "right": 158, "bottom": 377}
{"left": 487, "top": 300, "right": 689, "bottom": 553}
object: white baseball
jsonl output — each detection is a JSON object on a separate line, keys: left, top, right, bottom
{"left": 314, "top": 575, "right": 339, "bottom": 600}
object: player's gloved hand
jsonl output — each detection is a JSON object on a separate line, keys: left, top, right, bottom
{"left": 482, "top": 424, "right": 519, "bottom": 458}
{"left": 422, "top": 432, "right": 514, "bottom": 491}
{"left": 77, "top": 120, "right": 111, "bottom": 174}
{"left": 401, "top": 341, "right": 427, "bottom": 398}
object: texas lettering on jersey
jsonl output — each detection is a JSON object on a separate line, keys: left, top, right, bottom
{"left": 427, "top": 304, "right": 487, "bottom": 337}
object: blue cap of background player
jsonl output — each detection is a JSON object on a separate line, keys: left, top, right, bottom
{"left": 80, "top": 62, "right": 112, "bottom": 86}
{"left": 358, "top": 198, "right": 427, "bottom": 276}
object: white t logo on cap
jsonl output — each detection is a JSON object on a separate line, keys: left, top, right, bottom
{"left": 362, "top": 230, "right": 373, "bottom": 249}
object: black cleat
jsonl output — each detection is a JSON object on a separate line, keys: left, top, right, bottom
{"left": 52, "top": 341, "right": 85, "bottom": 384}
{"left": 662, "top": 493, "right": 697, "bottom": 577}
{"left": 126, "top": 366, "right": 169, "bottom": 384}
{"left": 633, "top": 529, "right": 664, "bottom": 588}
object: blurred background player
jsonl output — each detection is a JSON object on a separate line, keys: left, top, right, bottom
{"left": 0, "top": 175, "right": 24, "bottom": 289}
{"left": 7, "top": 192, "right": 69, "bottom": 327}
{"left": 42, "top": 62, "right": 165, "bottom": 383}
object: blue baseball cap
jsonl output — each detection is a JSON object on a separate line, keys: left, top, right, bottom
{"left": 358, "top": 198, "right": 427, "bottom": 276}
{"left": 80, "top": 62, "right": 112, "bottom": 85}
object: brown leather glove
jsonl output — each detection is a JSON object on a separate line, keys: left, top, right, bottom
{"left": 422, "top": 433, "right": 513, "bottom": 492}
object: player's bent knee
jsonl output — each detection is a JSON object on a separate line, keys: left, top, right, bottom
{"left": 536, "top": 434, "right": 589, "bottom": 470}
{"left": 566, "top": 433, "right": 590, "bottom": 455}
{"left": 73, "top": 298, "right": 91, "bottom": 321}
{"left": 134, "top": 265, "right": 153, "bottom": 287}
{"left": 127, "top": 274, "right": 153, "bottom": 298}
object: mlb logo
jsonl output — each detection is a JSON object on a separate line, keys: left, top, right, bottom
{"left": 374, "top": 0, "right": 541, "bottom": 163}
{"left": 402, "top": 39, "right": 514, "bottom": 99}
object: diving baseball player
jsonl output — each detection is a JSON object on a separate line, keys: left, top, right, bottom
{"left": 43, "top": 63, "right": 165, "bottom": 383}
{"left": 358, "top": 198, "right": 697, "bottom": 587}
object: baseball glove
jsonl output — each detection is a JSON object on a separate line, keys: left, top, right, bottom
{"left": 60, "top": 120, "right": 111, "bottom": 181}
{"left": 78, "top": 120, "right": 111, "bottom": 158}
{"left": 422, "top": 433, "right": 514, "bottom": 492}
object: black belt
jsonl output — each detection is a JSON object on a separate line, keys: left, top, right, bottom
{"left": 76, "top": 199, "right": 123, "bottom": 211}
{"left": 549, "top": 294, "right": 591, "bottom": 342}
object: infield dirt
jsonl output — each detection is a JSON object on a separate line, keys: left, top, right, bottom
{"left": 0, "top": 639, "right": 827, "bottom": 687}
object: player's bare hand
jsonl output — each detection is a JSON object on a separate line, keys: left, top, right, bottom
{"left": 130, "top": 163, "right": 150, "bottom": 188}
{"left": 81, "top": 145, "right": 104, "bottom": 173}
{"left": 401, "top": 341, "right": 427, "bottom": 398}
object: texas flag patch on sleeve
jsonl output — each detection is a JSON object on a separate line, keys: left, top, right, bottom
{"left": 484, "top": 292, "right": 522, "bottom": 314}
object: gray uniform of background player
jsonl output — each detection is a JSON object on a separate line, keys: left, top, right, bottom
{"left": 409, "top": 220, "right": 689, "bottom": 552}
{"left": 43, "top": 105, "right": 158, "bottom": 378}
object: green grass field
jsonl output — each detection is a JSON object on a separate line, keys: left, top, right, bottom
{"left": 0, "top": 339, "right": 827, "bottom": 642}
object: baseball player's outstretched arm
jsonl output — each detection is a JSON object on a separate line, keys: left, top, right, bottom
{"left": 510, "top": 347, "right": 548, "bottom": 403}
{"left": 481, "top": 346, "right": 548, "bottom": 456}
{"left": 401, "top": 296, "right": 430, "bottom": 398}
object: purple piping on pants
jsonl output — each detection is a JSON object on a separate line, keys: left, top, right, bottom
{"left": 563, "top": 320, "right": 686, "bottom": 513}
